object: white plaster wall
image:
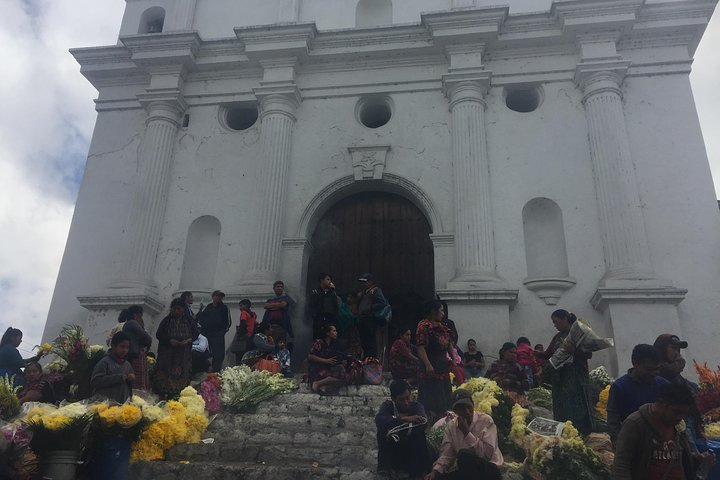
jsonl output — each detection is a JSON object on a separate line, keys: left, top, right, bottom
{"left": 42, "top": 109, "right": 149, "bottom": 340}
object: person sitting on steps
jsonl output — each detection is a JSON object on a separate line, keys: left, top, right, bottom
{"left": 375, "top": 379, "right": 431, "bottom": 479}
{"left": 307, "top": 324, "right": 346, "bottom": 395}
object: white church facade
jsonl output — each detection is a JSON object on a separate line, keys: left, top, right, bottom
{"left": 44, "top": 0, "right": 720, "bottom": 373}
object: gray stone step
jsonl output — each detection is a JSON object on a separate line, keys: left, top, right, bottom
{"left": 131, "top": 461, "right": 381, "bottom": 480}
{"left": 209, "top": 411, "right": 375, "bottom": 433}
{"left": 166, "top": 441, "right": 377, "bottom": 468}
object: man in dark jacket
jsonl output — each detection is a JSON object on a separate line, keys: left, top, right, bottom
{"left": 612, "top": 383, "right": 713, "bottom": 479}
{"left": 375, "top": 379, "right": 430, "bottom": 478}
{"left": 309, "top": 272, "right": 339, "bottom": 340}
{"left": 197, "top": 290, "right": 232, "bottom": 372}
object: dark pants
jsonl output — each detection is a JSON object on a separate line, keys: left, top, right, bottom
{"left": 439, "top": 449, "right": 502, "bottom": 480}
{"left": 191, "top": 350, "right": 211, "bottom": 374}
{"left": 206, "top": 333, "right": 226, "bottom": 372}
{"left": 377, "top": 428, "right": 430, "bottom": 475}
{"left": 360, "top": 315, "right": 377, "bottom": 359}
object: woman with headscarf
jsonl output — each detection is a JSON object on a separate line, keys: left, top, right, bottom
{"left": 536, "top": 309, "right": 593, "bottom": 434}
{"left": 485, "top": 342, "right": 529, "bottom": 406}
{"left": 154, "top": 298, "right": 198, "bottom": 399}
{"left": 416, "top": 300, "right": 453, "bottom": 423}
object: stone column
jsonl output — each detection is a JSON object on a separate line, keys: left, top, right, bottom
{"left": 113, "top": 98, "right": 185, "bottom": 289}
{"left": 243, "top": 87, "right": 301, "bottom": 285}
{"left": 578, "top": 68, "right": 653, "bottom": 281}
{"left": 443, "top": 74, "right": 499, "bottom": 285}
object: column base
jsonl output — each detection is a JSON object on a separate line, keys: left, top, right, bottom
{"left": 523, "top": 277, "right": 576, "bottom": 305}
{"left": 591, "top": 284, "right": 687, "bottom": 375}
{"left": 236, "top": 270, "right": 279, "bottom": 294}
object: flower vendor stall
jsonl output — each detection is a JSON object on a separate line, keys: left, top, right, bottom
{"left": 427, "top": 376, "right": 613, "bottom": 479}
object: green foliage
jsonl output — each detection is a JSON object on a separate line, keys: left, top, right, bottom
{"left": 0, "top": 375, "right": 20, "bottom": 421}
{"left": 538, "top": 443, "right": 611, "bottom": 480}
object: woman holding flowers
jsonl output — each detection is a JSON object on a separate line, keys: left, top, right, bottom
{"left": 416, "top": 300, "right": 453, "bottom": 423}
{"left": 154, "top": 298, "right": 198, "bottom": 399}
{"left": 0, "top": 327, "right": 40, "bottom": 386}
{"left": 536, "top": 309, "right": 593, "bottom": 434}
{"left": 122, "top": 305, "right": 152, "bottom": 391}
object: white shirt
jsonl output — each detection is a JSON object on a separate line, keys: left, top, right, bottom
{"left": 192, "top": 334, "right": 209, "bottom": 353}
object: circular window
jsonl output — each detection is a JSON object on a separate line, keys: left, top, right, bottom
{"left": 356, "top": 95, "right": 393, "bottom": 128}
{"left": 505, "top": 87, "right": 542, "bottom": 113}
{"left": 224, "top": 106, "right": 258, "bottom": 131}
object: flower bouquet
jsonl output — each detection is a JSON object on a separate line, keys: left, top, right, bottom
{"left": 130, "top": 386, "right": 209, "bottom": 462}
{"left": 595, "top": 385, "right": 610, "bottom": 421}
{"left": 0, "top": 422, "right": 34, "bottom": 480}
{"left": 24, "top": 402, "right": 93, "bottom": 455}
{"left": 549, "top": 317, "right": 613, "bottom": 369}
{"left": 0, "top": 375, "right": 21, "bottom": 421}
{"left": 200, "top": 373, "right": 222, "bottom": 414}
{"left": 219, "top": 365, "right": 296, "bottom": 413}
{"left": 88, "top": 402, "right": 147, "bottom": 478}
{"left": 525, "top": 421, "right": 610, "bottom": 480}
{"left": 48, "top": 325, "right": 107, "bottom": 400}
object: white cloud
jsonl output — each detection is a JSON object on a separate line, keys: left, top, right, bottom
{"left": 0, "top": 0, "right": 123, "bottom": 352}
{"left": 0, "top": 1, "right": 718, "bottom": 354}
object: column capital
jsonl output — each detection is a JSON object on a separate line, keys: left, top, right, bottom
{"left": 442, "top": 70, "right": 491, "bottom": 108}
{"left": 137, "top": 92, "right": 187, "bottom": 125}
{"left": 254, "top": 82, "right": 302, "bottom": 120}
{"left": 574, "top": 60, "right": 630, "bottom": 99}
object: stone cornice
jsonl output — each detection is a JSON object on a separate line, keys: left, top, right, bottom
{"left": 421, "top": 7, "right": 508, "bottom": 44}
{"left": 78, "top": 293, "right": 165, "bottom": 316}
{"left": 552, "top": 0, "right": 643, "bottom": 35}
{"left": 71, "top": 2, "right": 714, "bottom": 99}
{"left": 235, "top": 22, "right": 317, "bottom": 59}
{"left": 120, "top": 31, "right": 202, "bottom": 74}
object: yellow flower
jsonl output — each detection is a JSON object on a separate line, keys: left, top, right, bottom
{"left": 705, "top": 422, "right": 720, "bottom": 439}
{"left": 596, "top": 385, "right": 610, "bottom": 420}
{"left": 44, "top": 415, "right": 72, "bottom": 431}
{"left": 510, "top": 403, "right": 529, "bottom": 444}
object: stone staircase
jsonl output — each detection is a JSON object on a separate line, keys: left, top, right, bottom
{"left": 130, "top": 382, "right": 389, "bottom": 479}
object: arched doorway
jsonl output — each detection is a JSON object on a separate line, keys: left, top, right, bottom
{"left": 307, "top": 191, "right": 435, "bottom": 338}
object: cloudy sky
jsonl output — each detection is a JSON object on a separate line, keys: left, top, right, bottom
{"left": 1, "top": 1, "right": 718, "bottom": 355}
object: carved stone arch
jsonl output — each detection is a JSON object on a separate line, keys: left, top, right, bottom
{"left": 296, "top": 173, "right": 444, "bottom": 239}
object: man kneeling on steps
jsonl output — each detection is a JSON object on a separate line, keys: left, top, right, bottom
{"left": 375, "top": 379, "right": 431, "bottom": 478}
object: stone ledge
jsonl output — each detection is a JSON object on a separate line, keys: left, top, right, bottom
{"left": 435, "top": 288, "right": 519, "bottom": 305}
{"left": 591, "top": 286, "right": 688, "bottom": 311}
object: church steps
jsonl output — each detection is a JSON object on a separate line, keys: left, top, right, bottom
{"left": 131, "top": 461, "right": 380, "bottom": 480}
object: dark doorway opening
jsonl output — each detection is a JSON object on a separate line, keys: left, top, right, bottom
{"left": 307, "top": 191, "right": 435, "bottom": 341}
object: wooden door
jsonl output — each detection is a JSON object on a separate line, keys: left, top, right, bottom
{"left": 307, "top": 192, "right": 434, "bottom": 335}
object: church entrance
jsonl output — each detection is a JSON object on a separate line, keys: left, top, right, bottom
{"left": 307, "top": 191, "right": 435, "bottom": 338}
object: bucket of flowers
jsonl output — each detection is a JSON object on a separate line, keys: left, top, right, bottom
{"left": 23, "top": 402, "right": 93, "bottom": 480}
{"left": 88, "top": 401, "right": 147, "bottom": 479}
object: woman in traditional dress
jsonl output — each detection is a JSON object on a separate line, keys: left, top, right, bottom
{"left": 389, "top": 328, "right": 419, "bottom": 384}
{"left": 536, "top": 309, "right": 593, "bottom": 434}
{"left": 307, "top": 324, "right": 346, "bottom": 395}
{"left": 416, "top": 300, "right": 453, "bottom": 423}
{"left": 154, "top": 298, "right": 198, "bottom": 399}
{"left": 241, "top": 321, "right": 275, "bottom": 368}
{"left": 17, "top": 362, "right": 55, "bottom": 404}
{"left": 486, "top": 342, "right": 529, "bottom": 406}
{"left": 122, "top": 305, "right": 152, "bottom": 391}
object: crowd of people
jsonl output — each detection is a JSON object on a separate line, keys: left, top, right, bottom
{"left": 1, "top": 270, "right": 717, "bottom": 479}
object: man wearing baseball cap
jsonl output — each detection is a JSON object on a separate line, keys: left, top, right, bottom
{"left": 425, "top": 396, "right": 503, "bottom": 480}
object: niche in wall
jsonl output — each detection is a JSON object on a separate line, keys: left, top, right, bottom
{"left": 522, "top": 197, "right": 575, "bottom": 304}
{"left": 178, "top": 216, "right": 221, "bottom": 291}
{"left": 138, "top": 7, "right": 166, "bottom": 34}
